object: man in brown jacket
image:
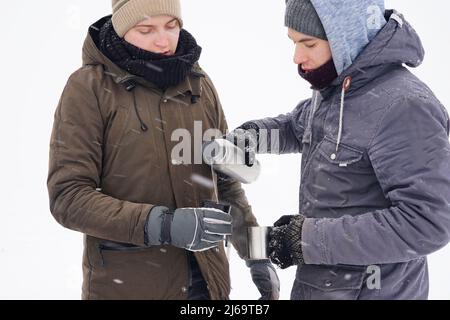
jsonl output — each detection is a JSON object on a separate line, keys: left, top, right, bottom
{"left": 47, "top": 0, "right": 279, "bottom": 300}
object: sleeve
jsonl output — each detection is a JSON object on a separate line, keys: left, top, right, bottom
{"left": 203, "top": 75, "right": 258, "bottom": 259}
{"left": 47, "top": 70, "right": 153, "bottom": 246}
{"left": 245, "top": 99, "right": 310, "bottom": 155}
{"left": 302, "top": 95, "right": 450, "bottom": 265}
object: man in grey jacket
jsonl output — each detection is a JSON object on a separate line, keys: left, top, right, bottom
{"left": 230, "top": 0, "right": 450, "bottom": 299}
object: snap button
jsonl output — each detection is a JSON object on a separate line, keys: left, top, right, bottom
{"left": 330, "top": 153, "right": 337, "bottom": 160}
{"left": 163, "top": 99, "right": 168, "bottom": 103}
{"left": 181, "top": 286, "right": 188, "bottom": 293}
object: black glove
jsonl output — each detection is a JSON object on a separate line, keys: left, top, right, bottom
{"left": 268, "top": 215, "right": 306, "bottom": 269}
{"left": 145, "top": 206, "right": 232, "bottom": 252}
{"left": 226, "top": 122, "right": 260, "bottom": 166}
{"left": 246, "top": 260, "right": 280, "bottom": 300}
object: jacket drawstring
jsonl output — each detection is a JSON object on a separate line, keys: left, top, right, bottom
{"left": 335, "top": 85, "right": 346, "bottom": 153}
{"left": 132, "top": 90, "right": 149, "bottom": 132}
{"left": 121, "top": 70, "right": 205, "bottom": 132}
{"left": 333, "top": 76, "right": 352, "bottom": 159}
{"left": 123, "top": 80, "right": 149, "bottom": 132}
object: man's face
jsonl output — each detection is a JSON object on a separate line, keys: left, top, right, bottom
{"left": 287, "top": 28, "right": 332, "bottom": 72}
{"left": 124, "top": 15, "right": 181, "bottom": 55}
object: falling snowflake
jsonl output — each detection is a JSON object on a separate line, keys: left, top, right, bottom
{"left": 191, "top": 173, "right": 215, "bottom": 189}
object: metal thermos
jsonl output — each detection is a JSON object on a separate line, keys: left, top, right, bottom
{"left": 203, "top": 139, "right": 261, "bottom": 184}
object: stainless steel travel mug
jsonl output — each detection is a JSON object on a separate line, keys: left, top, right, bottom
{"left": 247, "top": 226, "right": 272, "bottom": 260}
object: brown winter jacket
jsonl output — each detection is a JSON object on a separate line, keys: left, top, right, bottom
{"left": 47, "top": 16, "right": 257, "bottom": 300}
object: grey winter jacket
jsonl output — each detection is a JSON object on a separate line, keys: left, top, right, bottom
{"left": 251, "top": 10, "right": 450, "bottom": 299}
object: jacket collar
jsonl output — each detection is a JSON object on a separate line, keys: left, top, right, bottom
{"left": 82, "top": 16, "right": 204, "bottom": 99}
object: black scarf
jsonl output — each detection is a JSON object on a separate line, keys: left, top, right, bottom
{"left": 298, "top": 59, "right": 338, "bottom": 90}
{"left": 99, "top": 19, "right": 202, "bottom": 90}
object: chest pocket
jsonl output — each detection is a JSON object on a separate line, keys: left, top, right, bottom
{"left": 318, "top": 136, "right": 364, "bottom": 167}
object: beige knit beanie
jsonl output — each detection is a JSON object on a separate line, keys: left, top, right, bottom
{"left": 112, "top": 0, "right": 183, "bottom": 37}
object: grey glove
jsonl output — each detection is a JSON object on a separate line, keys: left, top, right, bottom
{"left": 246, "top": 259, "right": 280, "bottom": 300}
{"left": 226, "top": 122, "right": 259, "bottom": 166}
{"left": 145, "top": 206, "right": 232, "bottom": 252}
{"left": 268, "top": 215, "right": 305, "bottom": 269}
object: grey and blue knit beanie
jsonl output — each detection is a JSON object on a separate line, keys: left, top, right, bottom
{"left": 285, "top": 0, "right": 327, "bottom": 40}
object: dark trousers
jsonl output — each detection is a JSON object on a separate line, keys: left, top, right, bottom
{"left": 187, "top": 252, "right": 211, "bottom": 300}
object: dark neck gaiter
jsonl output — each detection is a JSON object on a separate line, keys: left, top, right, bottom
{"left": 99, "top": 19, "right": 202, "bottom": 90}
{"left": 298, "top": 59, "right": 338, "bottom": 90}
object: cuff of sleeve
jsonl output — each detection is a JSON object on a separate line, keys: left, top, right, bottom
{"left": 238, "top": 121, "right": 261, "bottom": 132}
{"left": 245, "top": 259, "right": 271, "bottom": 268}
{"left": 285, "top": 215, "right": 305, "bottom": 265}
{"left": 144, "top": 206, "right": 168, "bottom": 246}
{"left": 301, "top": 218, "right": 332, "bottom": 265}
{"left": 131, "top": 204, "right": 155, "bottom": 246}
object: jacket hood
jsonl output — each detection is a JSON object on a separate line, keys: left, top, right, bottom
{"left": 82, "top": 16, "right": 110, "bottom": 66}
{"left": 82, "top": 15, "right": 134, "bottom": 85}
{"left": 310, "top": 0, "right": 387, "bottom": 75}
{"left": 304, "top": 11, "right": 426, "bottom": 160}
{"left": 331, "top": 10, "right": 425, "bottom": 91}
{"left": 301, "top": 9, "right": 425, "bottom": 97}
{"left": 309, "top": 1, "right": 425, "bottom": 81}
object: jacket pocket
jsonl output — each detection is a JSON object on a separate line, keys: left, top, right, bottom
{"left": 99, "top": 240, "right": 146, "bottom": 251}
{"left": 91, "top": 240, "right": 172, "bottom": 299}
{"left": 304, "top": 136, "right": 373, "bottom": 211}
{"left": 98, "top": 240, "right": 147, "bottom": 266}
{"left": 318, "top": 136, "right": 363, "bottom": 167}
{"left": 292, "top": 264, "right": 366, "bottom": 300}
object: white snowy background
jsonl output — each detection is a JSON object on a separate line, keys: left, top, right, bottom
{"left": 1, "top": 0, "right": 449, "bottom": 300}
